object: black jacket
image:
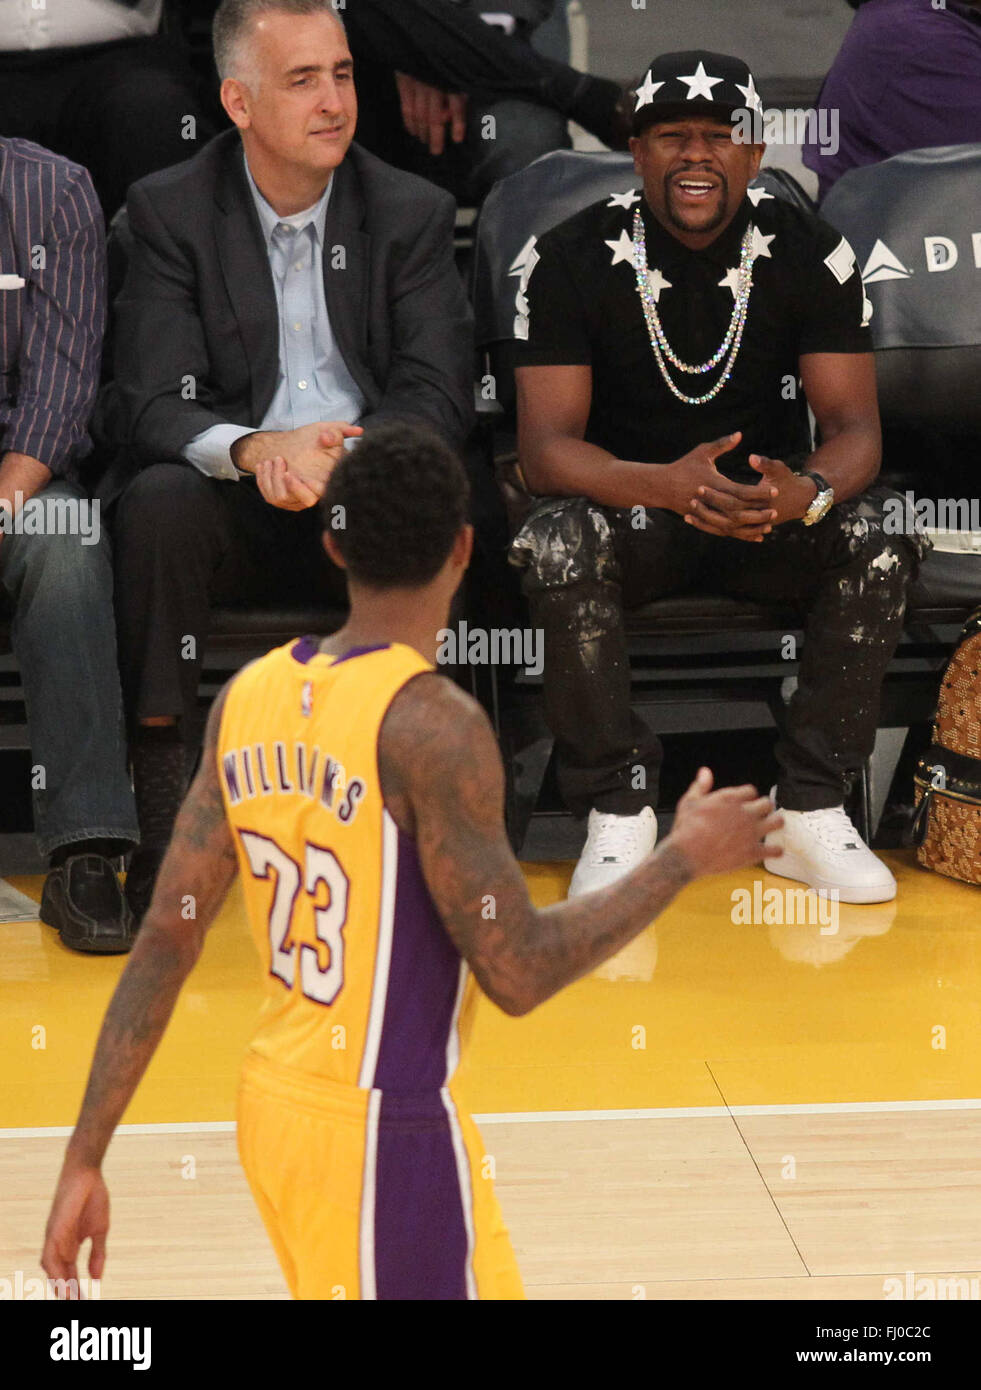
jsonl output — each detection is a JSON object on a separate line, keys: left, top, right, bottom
{"left": 99, "top": 129, "right": 474, "bottom": 499}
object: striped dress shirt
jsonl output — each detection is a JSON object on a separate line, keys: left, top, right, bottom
{"left": 0, "top": 137, "right": 106, "bottom": 480}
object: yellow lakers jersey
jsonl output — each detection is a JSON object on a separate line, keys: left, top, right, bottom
{"left": 217, "top": 638, "right": 477, "bottom": 1092}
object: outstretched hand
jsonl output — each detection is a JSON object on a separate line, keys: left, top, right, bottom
{"left": 667, "top": 767, "right": 783, "bottom": 877}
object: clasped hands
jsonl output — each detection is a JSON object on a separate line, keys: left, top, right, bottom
{"left": 233, "top": 420, "right": 363, "bottom": 511}
{"left": 665, "top": 431, "right": 817, "bottom": 542}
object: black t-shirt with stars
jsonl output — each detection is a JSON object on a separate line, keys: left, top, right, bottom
{"left": 515, "top": 186, "right": 872, "bottom": 482}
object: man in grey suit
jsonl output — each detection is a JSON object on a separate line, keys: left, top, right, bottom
{"left": 108, "top": 0, "right": 474, "bottom": 921}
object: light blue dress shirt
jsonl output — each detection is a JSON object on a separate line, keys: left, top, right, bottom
{"left": 183, "top": 152, "right": 366, "bottom": 481}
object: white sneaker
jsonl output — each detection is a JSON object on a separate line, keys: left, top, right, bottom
{"left": 763, "top": 790, "right": 896, "bottom": 904}
{"left": 568, "top": 807, "right": 658, "bottom": 899}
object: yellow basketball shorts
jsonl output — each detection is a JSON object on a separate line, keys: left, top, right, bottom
{"left": 236, "top": 1051, "right": 525, "bottom": 1300}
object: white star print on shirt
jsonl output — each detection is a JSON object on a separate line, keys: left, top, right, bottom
{"left": 749, "top": 225, "right": 775, "bottom": 261}
{"left": 634, "top": 72, "right": 665, "bottom": 111}
{"left": 720, "top": 220, "right": 776, "bottom": 297}
{"left": 677, "top": 61, "right": 724, "bottom": 102}
{"left": 508, "top": 234, "right": 540, "bottom": 340}
{"left": 605, "top": 228, "right": 635, "bottom": 266}
{"left": 718, "top": 266, "right": 742, "bottom": 300}
{"left": 607, "top": 189, "right": 641, "bottom": 209}
{"left": 746, "top": 184, "right": 775, "bottom": 207}
{"left": 646, "top": 267, "right": 672, "bottom": 301}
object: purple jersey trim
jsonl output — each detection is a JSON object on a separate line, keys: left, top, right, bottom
{"left": 286, "top": 639, "right": 389, "bottom": 667}
{"left": 290, "top": 639, "right": 391, "bottom": 668}
{"left": 290, "top": 635, "right": 319, "bottom": 665}
{"left": 372, "top": 827, "right": 462, "bottom": 1093}
{"left": 374, "top": 1092, "right": 469, "bottom": 1300}
{"left": 332, "top": 643, "right": 391, "bottom": 666}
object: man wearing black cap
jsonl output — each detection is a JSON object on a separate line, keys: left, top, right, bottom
{"left": 512, "top": 50, "right": 927, "bottom": 906}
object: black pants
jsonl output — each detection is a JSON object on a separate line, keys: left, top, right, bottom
{"left": 511, "top": 488, "right": 927, "bottom": 817}
{"left": 346, "top": 0, "right": 581, "bottom": 107}
{"left": 112, "top": 465, "right": 348, "bottom": 733}
{"left": 0, "top": 37, "right": 215, "bottom": 218}
{"left": 344, "top": 0, "right": 611, "bottom": 167}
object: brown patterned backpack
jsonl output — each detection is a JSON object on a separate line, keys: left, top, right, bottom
{"left": 911, "top": 608, "right": 981, "bottom": 886}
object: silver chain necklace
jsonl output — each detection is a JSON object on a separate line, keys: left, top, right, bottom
{"left": 631, "top": 209, "right": 755, "bottom": 406}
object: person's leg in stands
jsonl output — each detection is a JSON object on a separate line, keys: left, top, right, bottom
{"left": 462, "top": 95, "right": 571, "bottom": 201}
{"left": 707, "top": 487, "right": 923, "bottom": 901}
{"left": 54, "top": 37, "right": 217, "bottom": 218}
{"left": 0, "top": 481, "right": 138, "bottom": 953}
{"left": 113, "top": 464, "right": 347, "bottom": 924}
{"left": 113, "top": 464, "right": 228, "bottom": 925}
{"left": 513, "top": 498, "right": 707, "bottom": 895}
{"left": 0, "top": 55, "right": 62, "bottom": 155}
{"left": 0, "top": 38, "right": 214, "bottom": 220}
{"left": 343, "top": 0, "right": 628, "bottom": 151}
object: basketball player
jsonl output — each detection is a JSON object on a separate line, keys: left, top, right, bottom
{"left": 42, "top": 423, "right": 782, "bottom": 1300}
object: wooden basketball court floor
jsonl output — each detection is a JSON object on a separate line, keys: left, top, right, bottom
{"left": 2, "top": 849, "right": 980, "bottom": 1301}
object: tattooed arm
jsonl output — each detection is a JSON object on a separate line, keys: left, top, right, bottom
{"left": 41, "top": 683, "right": 239, "bottom": 1289}
{"left": 380, "top": 676, "right": 782, "bottom": 1018}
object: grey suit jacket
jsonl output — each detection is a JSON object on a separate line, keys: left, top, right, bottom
{"left": 99, "top": 129, "right": 474, "bottom": 498}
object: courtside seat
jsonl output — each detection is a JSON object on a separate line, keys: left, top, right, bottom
{"left": 198, "top": 605, "right": 345, "bottom": 648}
{"left": 821, "top": 143, "right": 981, "bottom": 450}
{"left": 822, "top": 144, "right": 981, "bottom": 522}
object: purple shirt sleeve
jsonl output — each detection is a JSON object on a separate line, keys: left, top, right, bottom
{"left": 804, "top": 0, "right": 981, "bottom": 201}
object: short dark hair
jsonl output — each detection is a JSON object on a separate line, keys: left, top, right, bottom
{"left": 322, "top": 422, "right": 470, "bottom": 589}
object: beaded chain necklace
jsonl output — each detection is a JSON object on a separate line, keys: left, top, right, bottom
{"left": 631, "top": 208, "right": 755, "bottom": 406}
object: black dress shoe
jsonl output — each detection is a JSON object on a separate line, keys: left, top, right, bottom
{"left": 124, "top": 845, "right": 167, "bottom": 930}
{"left": 40, "top": 855, "right": 133, "bottom": 955}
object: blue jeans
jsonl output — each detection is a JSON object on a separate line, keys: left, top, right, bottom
{"left": 0, "top": 480, "right": 138, "bottom": 858}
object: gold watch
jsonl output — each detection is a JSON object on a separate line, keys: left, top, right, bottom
{"left": 801, "top": 471, "right": 834, "bottom": 526}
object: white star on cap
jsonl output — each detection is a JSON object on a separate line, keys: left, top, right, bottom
{"left": 605, "top": 228, "right": 636, "bottom": 266}
{"left": 646, "top": 267, "right": 672, "bottom": 302}
{"left": 746, "top": 184, "right": 774, "bottom": 207}
{"left": 607, "top": 189, "right": 641, "bottom": 209}
{"left": 718, "top": 266, "right": 742, "bottom": 300}
{"left": 677, "top": 60, "right": 725, "bottom": 102}
{"left": 749, "top": 224, "right": 775, "bottom": 261}
{"left": 735, "top": 74, "right": 763, "bottom": 112}
{"left": 634, "top": 71, "right": 665, "bottom": 111}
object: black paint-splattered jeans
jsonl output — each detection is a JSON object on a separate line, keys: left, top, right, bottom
{"left": 509, "top": 486, "right": 929, "bottom": 817}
